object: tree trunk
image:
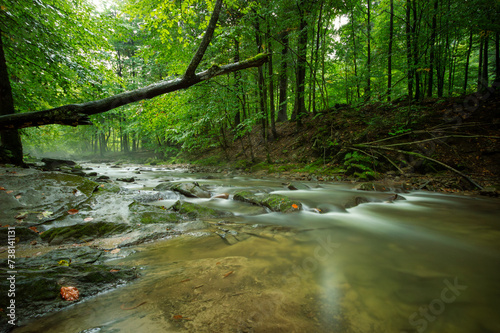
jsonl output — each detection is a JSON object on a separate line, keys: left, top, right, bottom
{"left": 277, "top": 30, "right": 289, "bottom": 122}
{"left": 481, "top": 33, "right": 489, "bottom": 91}
{"left": 0, "top": 32, "right": 24, "bottom": 165}
{"left": 406, "top": 0, "right": 413, "bottom": 100}
{"left": 387, "top": 0, "right": 394, "bottom": 102}
{"left": 478, "top": 35, "right": 484, "bottom": 92}
{"left": 463, "top": 29, "right": 473, "bottom": 94}
{"left": 495, "top": 31, "right": 500, "bottom": 89}
{"left": 267, "top": 24, "right": 277, "bottom": 139}
{"left": 427, "top": 0, "right": 438, "bottom": 97}
{"left": 312, "top": 1, "right": 324, "bottom": 113}
{"left": 412, "top": 0, "right": 421, "bottom": 100}
{"left": 350, "top": 6, "right": 361, "bottom": 99}
{"left": 366, "top": 0, "right": 371, "bottom": 99}
{"left": 0, "top": 55, "right": 269, "bottom": 130}
{"left": 255, "top": 20, "right": 268, "bottom": 141}
{"left": 233, "top": 38, "right": 241, "bottom": 128}
{"left": 294, "top": 1, "right": 308, "bottom": 129}
{"left": 0, "top": 0, "right": 268, "bottom": 131}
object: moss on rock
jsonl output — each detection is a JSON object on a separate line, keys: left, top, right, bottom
{"left": 233, "top": 191, "right": 301, "bottom": 213}
{"left": 40, "top": 222, "right": 130, "bottom": 244}
{"left": 0, "top": 246, "right": 138, "bottom": 327}
{"left": 129, "top": 202, "right": 182, "bottom": 224}
{"left": 171, "top": 200, "right": 232, "bottom": 219}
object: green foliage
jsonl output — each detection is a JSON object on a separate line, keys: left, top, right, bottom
{"left": 343, "top": 151, "right": 379, "bottom": 180}
{"left": 3, "top": 0, "right": 499, "bottom": 162}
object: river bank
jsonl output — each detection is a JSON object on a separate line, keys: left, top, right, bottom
{"left": 1, "top": 161, "right": 500, "bottom": 332}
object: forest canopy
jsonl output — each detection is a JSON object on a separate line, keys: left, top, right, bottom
{"left": 0, "top": 0, "right": 499, "bottom": 162}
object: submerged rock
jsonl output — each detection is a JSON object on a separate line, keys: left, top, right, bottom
{"left": 356, "top": 182, "right": 412, "bottom": 193}
{"left": 0, "top": 227, "right": 40, "bottom": 245}
{"left": 129, "top": 201, "right": 182, "bottom": 224}
{"left": 155, "top": 182, "right": 211, "bottom": 198}
{"left": 171, "top": 200, "right": 233, "bottom": 219}
{"left": 41, "top": 158, "right": 76, "bottom": 170}
{"left": 40, "top": 222, "right": 130, "bottom": 245}
{"left": 0, "top": 246, "right": 138, "bottom": 329}
{"left": 233, "top": 191, "right": 302, "bottom": 213}
{"left": 0, "top": 172, "right": 97, "bottom": 225}
{"left": 117, "top": 177, "right": 135, "bottom": 183}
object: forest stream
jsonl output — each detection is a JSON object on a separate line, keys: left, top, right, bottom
{"left": 3, "top": 163, "right": 500, "bottom": 333}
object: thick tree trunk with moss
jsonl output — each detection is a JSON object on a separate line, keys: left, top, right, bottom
{"left": 0, "top": 32, "right": 23, "bottom": 165}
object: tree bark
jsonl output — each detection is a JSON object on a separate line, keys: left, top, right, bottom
{"left": 0, "top": 31, "right": 24, "bottom": 165}
{"left": 267, "top": 24, "right": 277, "bottom": 139}
{"left": 0, "top": 0, "right": 268, "bottom": 136}
{"left": 481, "top": 33, "right": 489, "bottom": 91}
{"left": 387, "top": 0, "right": 394, "bottom": 102}
{"left": 478, "top": 35, "right": 484, "bottom": 92}
{"left": 293, "top": 0, "right": 308, "bottom": 129}
{"left": 277, "top": 29, "right": 289, "bottom": 122}
{"left": 183, "top": 0, "right": 223, "bottom": 79}
{"left": 427, "top": 0, "right": 438, "bottom": 97}
{"left": 0, "top": 54, "right": 268, "bottom": 130}
{"left": 463, "top": 29, "right": 473, "bottom": 94}
{"left": 366, "top": 0, "right": 371, "bottom": 99}
{"left": 406, "top": 0, "right": 413, "bottom": 100}
{"left": 495, "top": 31, "right": 500, "bottom": 89}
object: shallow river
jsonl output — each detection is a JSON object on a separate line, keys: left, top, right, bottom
{"left": 13, "top": 164, "right": 500, "bottom": 333}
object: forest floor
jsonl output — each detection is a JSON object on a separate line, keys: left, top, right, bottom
{"left": 182, "top": 89, "right": 500, "bottom": 195}
{"left": 85, "top": 90, "right": 500, "bottom": 196}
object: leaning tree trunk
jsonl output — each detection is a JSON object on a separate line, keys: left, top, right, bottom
{"left": 0, "top": 0, "right": 268, "bottom": 132}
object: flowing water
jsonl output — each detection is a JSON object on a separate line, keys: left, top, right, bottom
{"left": 12, "top": 164, "right": 500, "bottom": 333}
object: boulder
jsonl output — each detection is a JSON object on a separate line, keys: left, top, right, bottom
{"left": 0, "top": 247, "right": 138, "bottom": 329}
{"left": 0, "top": 172, "right": 97, "bottom": 225}
{"left": 170, "top": 200, "right": 233, "bottom": 219}
{"left": 128, "top": 202, "right": 182, "bottom": 224}
{"left": 233, "top": 191, "right": 301, "bottom": 213}
{"left": 117, "top": 177, "right": 135, "bottom": 183}
{"left": 155, "top": 182, "right": 212, "bottom": 198}
{"left": 40, "top": 222, "right": 130, "bottom": 245}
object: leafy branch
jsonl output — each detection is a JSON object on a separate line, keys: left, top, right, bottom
{"left": 0, "top": 0, "right": 269, "bottom": 131}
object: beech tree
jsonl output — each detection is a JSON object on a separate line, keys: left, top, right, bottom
{"left": 0, "top": 0, "right": 268, "bottom": 164}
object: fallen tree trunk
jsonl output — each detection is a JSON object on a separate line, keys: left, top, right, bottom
{"left": 0, "top": 54, "right": 268, "bottom": 130}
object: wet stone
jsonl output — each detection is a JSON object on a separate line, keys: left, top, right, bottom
{"left": 40, "top": 222, "right": 131, "bottom": 245}
{"left": 233, "top": 191, "right": 302, "bottom": 213}
{"left": 171, "top": 200, "right": 233, "bottom": 219}
{"left": 0, "top": 172, "right": 97, "bottom": 225}
{"left": 0, "top": 246, "right": 138, "bottom": 328}
{"left": 161, "top": 182, "right": 212, "bottom": 198}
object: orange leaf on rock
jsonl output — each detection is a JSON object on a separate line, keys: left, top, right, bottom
{"left": 110, "top": 248, "right": 121, "bottom": 254}
{"left": 0, "top": 187, "right": 5, "bottom": 190}
{"left": 292, "top": 204, "right": 299, "bottom": 209}
{"left": 109, "top": 269, "right": 120, "bottom": 273}
{"left": 6, "top": 190, "right": 13, "bottom": 194}
{"left": 60, "top": 286, "right": 79, "bottom": 301}
{"left": 28, "top": 226, "right": 39, "bottom": 233}
{"left": 67, "top": 209, "right": 79, "bottom": 215}
{"left": 223, "top": 271, "right": 234, "bottom": 278}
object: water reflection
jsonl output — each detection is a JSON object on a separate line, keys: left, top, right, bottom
{"left": 13, "top": 165, "right": 500, "bottom": 333}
